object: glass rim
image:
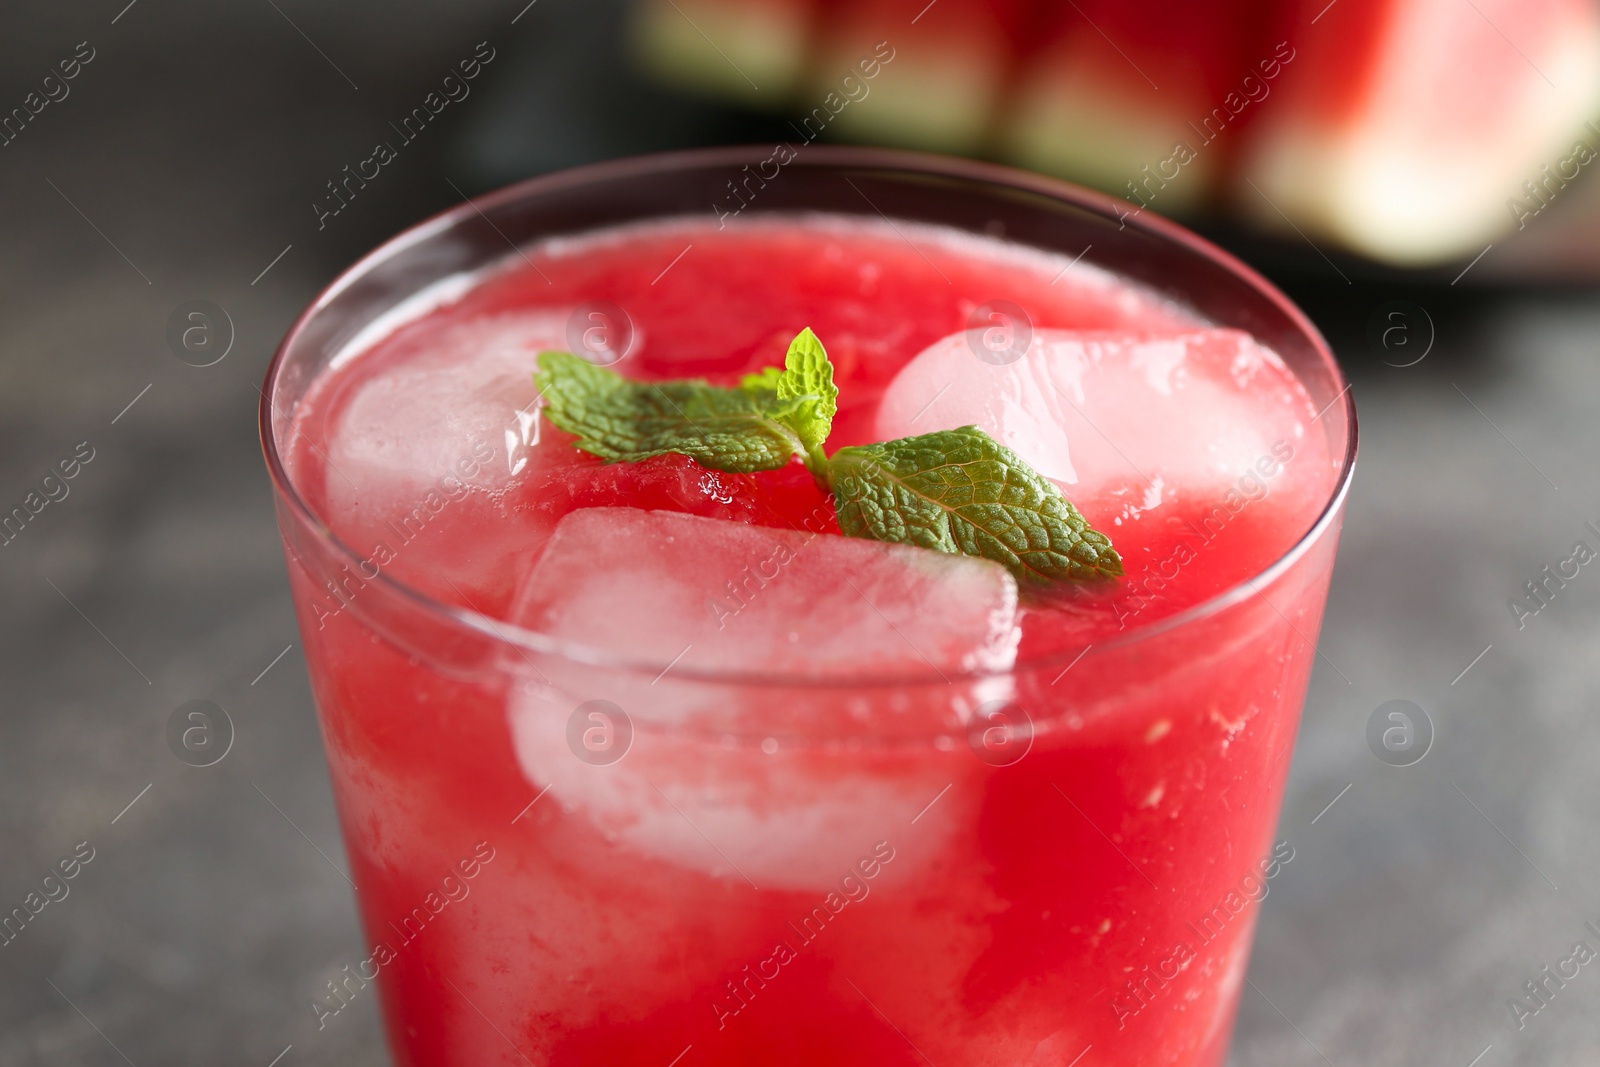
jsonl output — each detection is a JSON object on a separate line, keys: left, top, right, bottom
{"left": 260, "top": 144, "right": 1358, "bottom": 690}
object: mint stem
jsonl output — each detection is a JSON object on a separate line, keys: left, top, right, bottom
{"left": 804, "top": 444, "right": 833, "bottom": 492}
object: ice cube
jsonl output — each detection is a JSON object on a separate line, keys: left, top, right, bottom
{"left": 511, "top": 507, "right": 1019, "bottom": 676}
{"left": 323, "top": 309, "right": 571, "bottom": 525}
{"left": 505, "top": 507, "right": 1019, "bottom": 889}
{"left": 873, "top": 328, "right": 1310, "bottom": 514}
{"left": 306, "top": 309, "right": 581, "bottom": 610}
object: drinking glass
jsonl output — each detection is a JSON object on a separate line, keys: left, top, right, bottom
{"left": 262, "top": 146, "right": 1356, "bottom": 1066}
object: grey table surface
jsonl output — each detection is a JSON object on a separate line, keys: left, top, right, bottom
{"left": 3, "top": 3, "right": 1600, "bottom": 1065}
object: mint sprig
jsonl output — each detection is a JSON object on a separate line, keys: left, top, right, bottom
{"left": 535, "top": 329, "right": 1120, "bottom": 584}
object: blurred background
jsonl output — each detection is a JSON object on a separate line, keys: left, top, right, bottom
{"left": 4, "top": 0, "right": 1600, "bottom": 1063}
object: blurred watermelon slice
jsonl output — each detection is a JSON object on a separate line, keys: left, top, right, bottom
{"left": 1235, "top": 0, "right": 1600, "bottom": 265}
{"left": 630, "top": 0, "right": 818, "bottom": 101}
{"left": 1001, "top": 0, "right": 1272, "bottom": 213}
{"left": 805, "top": 0, "right": 1033, "bottom": 152}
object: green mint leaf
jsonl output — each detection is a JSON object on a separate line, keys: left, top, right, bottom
{"left": 535, "top": 350, "right": 799, "bottom": 473}
{"left": 538, "top": 330, "right": 837, "bottom": 479}
{"left": 829, "top": 425, "right": 1122, "bottom": 584}
{"left": 768, "top": 327, "right": 838, "bottom": 473}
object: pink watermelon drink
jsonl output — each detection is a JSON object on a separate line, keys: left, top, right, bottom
{"left": 263, "top": 150, "right": 1354, "bottom": 1066}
